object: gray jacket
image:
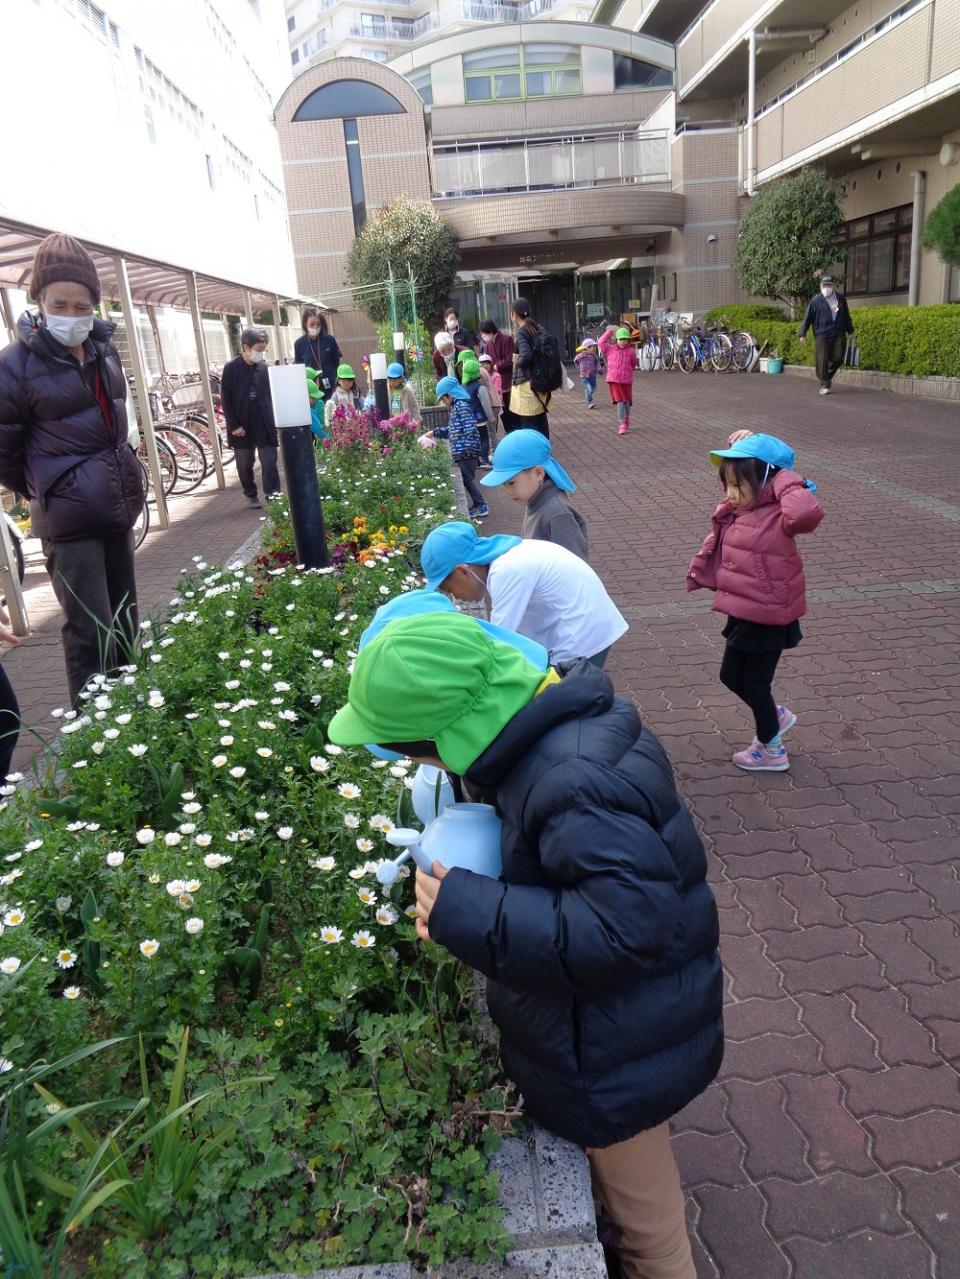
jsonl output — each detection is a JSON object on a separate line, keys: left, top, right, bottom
{"left": 522, "top": 477, "right": 588, "bottom": 561}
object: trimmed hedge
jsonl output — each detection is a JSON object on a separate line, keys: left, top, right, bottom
{"left": 703, "top": 304, "right": 788, "bottom": 326}
{"left": 705, "top": 303, "right": 960, "bottom": 377}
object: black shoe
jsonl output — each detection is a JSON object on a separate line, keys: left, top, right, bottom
{"left": 247, "top": 496, "right": 263, "bottom": 509}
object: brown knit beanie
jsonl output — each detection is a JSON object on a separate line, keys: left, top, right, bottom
{"left": 31, "top": 233, "right": 101, "bottom": 303}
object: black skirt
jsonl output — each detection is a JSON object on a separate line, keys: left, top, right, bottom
{"left": 722, "top": 616, "right": 802, "bottom": 653}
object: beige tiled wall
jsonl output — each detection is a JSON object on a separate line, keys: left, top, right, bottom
{"left": 678, "top": 0, "right": 763, "bottom": 93}
{"left": 429, "top": 89, "right": 672, "bottom": 141}
{"left": 674, "top": 130, "right": 749, "bottom": 313}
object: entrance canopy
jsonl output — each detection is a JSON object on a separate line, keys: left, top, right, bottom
{"left": 0, "top": 216, "right": 325, "bottom": 315}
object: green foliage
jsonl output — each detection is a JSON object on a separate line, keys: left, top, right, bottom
{"left": 708, "top": 303, "right": 960, "bottom": 377}
{"left": 703, "top": 304, "right": 789, "bottom": 327}
{"left": 921, "top": 182, "right": 960, "bottom": 268}
{"left": 348, "top": 199, "right": 460, "bottom": 334}
{"left": 0, "top": 440, "right": 513, "bottom": 1276}
{"left": 375, "top": 318, "right": 436, "bottom": 407}
{"left": 735, "top": 169, "right": 846, "bottom": 315}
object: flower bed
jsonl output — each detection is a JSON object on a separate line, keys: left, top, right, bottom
{"left": 0, "top": 430, "right": 516, "bottom": 1277}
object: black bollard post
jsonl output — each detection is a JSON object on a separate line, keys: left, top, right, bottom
{"left": 370, "top": 352, "right": 390, "bottom": 420}
{"left": 268, "top": 366, "right": 329, "bottom": 568}
{"left": 393, "top": 330, "right": 405, "bottom": 374}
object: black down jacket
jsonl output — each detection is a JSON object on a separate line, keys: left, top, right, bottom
{"left": 0, "top": 312, "right": 144, "bottom": 541}
{"left": 429, "top": 662, "right": 723, "bottom": 1149}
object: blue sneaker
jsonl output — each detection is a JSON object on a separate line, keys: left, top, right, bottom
{"left": 469, "top": 504, "right": 489, "bottom": 519}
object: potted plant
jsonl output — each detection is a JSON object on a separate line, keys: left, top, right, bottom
{"left": 766, "top": 346, "right": 784, "bottom": 375}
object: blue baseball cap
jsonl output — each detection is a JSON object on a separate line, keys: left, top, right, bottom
{"left": 420, "top": 521, "right": 521, "bottom": 591}
{"left": 387, "top": 362, "right": 404, "bottom": 378}
{"left": 709, "top": 433, "right": 795, "bottom": 470}
{"left": 435, "top": 375, "right": 471, "bottom": 402}
{"left": 357, "top": 588, "right": 548, "bottom": 759}
{"left": 480, "top": 429, "right": 576, "bottom": 493}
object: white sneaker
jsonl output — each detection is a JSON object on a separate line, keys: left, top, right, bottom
{"left": 819, "top": 386, "right": 831, "bottom": 396}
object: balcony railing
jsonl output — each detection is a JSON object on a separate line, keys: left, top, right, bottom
{"left": 433, "top": 130, "right": 670, "bottom": 198}
{"left": 457, "top": 0, "right": 590, "bottom": 19}
{"left": 349, "top": 13, "right": 439, "bottom": 38}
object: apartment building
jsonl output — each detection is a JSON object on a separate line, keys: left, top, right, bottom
{"left": 275, "top": 22, "right": 679, "bottom": 364}
{"left": 284, "top": 0, "right": 593, "bottom": 72}
{"left": 602, "top": 0, "right": 960, "bottom": 311}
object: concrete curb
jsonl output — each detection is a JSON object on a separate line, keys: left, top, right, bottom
{"left": 778, "top": 361, "right": 960, "bottom": 402}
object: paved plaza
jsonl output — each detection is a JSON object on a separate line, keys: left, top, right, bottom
{"left": 483, "top": 373, "right": 960, "bottom": 1279}
{"left": 4, "top": 370, "right": 959, "bottom": 1275}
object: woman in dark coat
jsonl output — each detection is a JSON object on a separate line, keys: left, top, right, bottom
{"left": 328, "top": 611, "right": 722, "bottom": 1279}
{"left": 293, "top": 307, "right": 341, "bottom": 401}
{"left": 504, "top": 297, "right": 549, "bottom": 438}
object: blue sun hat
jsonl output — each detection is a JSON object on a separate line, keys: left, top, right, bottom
{"left": 357, "top": 588, "right": 547, "bottom": 759}
{"left": 480, "top": 429, "right": 576, "bottom": 492}
{"left": 387, "top": 362, "right": 405, "bottom": 379}
{"left": 420, "top": 521, "right": 522, "bottom": 592}
{"left": 710, "top": 432, "right": 816, "bottom": 491}
{"left": 435, "top": 375, "right": 472, "bottom": 402}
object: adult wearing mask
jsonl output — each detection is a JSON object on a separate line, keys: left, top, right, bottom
{"left": 798, "top": 274, "right": 854, "bottom": 397}
{"left": 293, "top": 307, "right": 341, "bottom": 402}
{"left": 0, "top": 233, "right": 144, "bottom": 707}
{"left": 507, "top": 298, "right": 550, "bottom": 438}
{"left": 433, "top": 331, "right": 459, "bottom": 381}
{"left": 220, "top": 328, "right": 281, "bottom": 510}
{"left": 443, "top": 307, "right": 471, "bottom": 351}
{"left": 479, "top": 318, "right": 515, "bottom": 416}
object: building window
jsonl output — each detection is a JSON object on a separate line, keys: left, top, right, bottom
{"left": 409, "top": 66, "right": 433, "bottom": 106}
{"left": 144, "top": 105, "right": 156, "bottom": 144}
{"left": 360, "top": 12, "right": 386, "bottom": 34}
{"left": 287, "top": 14, "right": 295, "bottom": 29}
{"left": 362, "top": 49, "right": 390, "bottom": 62}
{"left": 463, "top": 44, "right": 581, "bottom": 103}
{"left": 205, "top": 154, "right": 215, "bottom": 188}
{"left": 291, "top": 49, "right": 300, "bottom": 64}
{"left": 293, "top": 80, "right": 406, "bottom": 120}
{"left": 343, "top": 118, "right": 367, "bottom": 234}
{"left": 613, "top": 52, "right": 673, "bottom": 91}
{"left": 844, "top": 204, "right": 912, "bottom": 295}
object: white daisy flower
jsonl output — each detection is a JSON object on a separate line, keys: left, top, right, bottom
{"left": 106, "top": 851, "right": 124, "bottom": 867}
{"left": 128, "top": 744, "right": 148, "bottom": 758}
{"left": 25, "top": 839, "right": 43, "bottom": 852}
{"left": 256, "top": 747, "right": 273, "bottom": 758}
{"left": 179, "top": 822, "right": 196, "bottom": 835}
{"left": 351, "top": 930, "right": 375, "bottom": 949}
{"left": 139, "top": 939, "right": 160, "bottom": 958}
{"left": 203, "top": 853, "right": 232, "bottom": 869}
{"left": 184, "top": 879, "right": 201, "bottom": 893}
{"left": 343, "top": 814, "right": 361, "bottom": 829}
{"left": 320, "top": 925, "right": 343, "bottom": 944}
{"left": 314, "top": 856, "right": 336, "bottom": 871}
{"left": 276, "top": 826, "right": 293, "bottom": 840}
{"left": 348, "top": 867, "right": 366, "bottom": 880}
{"left": 63, "top": 986, "right": 81, "bottom": 1000}
{"left": 103, "top": 728, "right": 120, "bottom": 740}
{"left": 182, "top": 801, "right": 202, "bottom": 814}
{"left": 178, "top": 893, "right": 194, "bottom": 910}
{"left": 224, "top": 679, "right": 240, "bottom": 690}
{"left": 55, "top": 949, "right": 78, "bottom": 969}
{"left": 310, "top": 756, "right": 330, "bottom": 773}
{"left": 405, "top": 904, "right": 419, "bottom": 918}
{"left": 324, "top": 744, "right": 343, "bottom": 756}
{"left": 356, "top": 838, "right": 374, "bottom": 853}
{"left": 165, "top": 879, "right": 186, "bottom": 897}
{"left": 1, "top": 957, "right": 21, "bottom": 974}
{"left": 254, "top": 810, "right": 270, "bottom": 821}
{"left": 195, "top": 834, "right": 213, "bottom": 847}
{"left": 3, "top": 909, "right": 25, "bottom": 927}
{"left": 338, "top": 783, "right": 362, "bottom": 800}
{"left": 357, "top": 887, "right": 378, "bottom": 906}
{"left": 55, "top": 896, "right": 72, "bottom": 913}
{"left": 115, "top": 713, "right": 132, "bottom": 725}
{"left": 91, "top": 742, "right": 105, "bottom": 756}
{"left": 273, "top": 681, "right": 291, "bottom": 692}
{"left": 136, "top": 828, "right": 156, "bottom": 844}
{"left": 220, "top": 735, "right": 235, "bottom": 747}
{"left": 257, "top": 721, "right": 276, "bottom": 732}
{"left": 228, "top": 766, "right": 246, "bottom": 779}
{"left": 164, "top": 832, "right": 183, "bottom": 847}
{"left": 376, "top": 907, "right": 398, "bottom": 926}
{"left": 184, "top": 917, "right": 204, "bottom": 935}
{"left": 0, "top": 1057, "right": 13, "bottom": 1073}
{"left": 147, "top": 691, "right": 165, "bottom": 708}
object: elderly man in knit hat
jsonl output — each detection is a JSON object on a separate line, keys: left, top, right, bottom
{"left": 0, "top": 232, "right": 145, "bottom": 705}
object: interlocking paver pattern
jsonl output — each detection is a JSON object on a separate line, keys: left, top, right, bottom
{"left": 482, "top": 373, "right": 960, "bottom": 1277}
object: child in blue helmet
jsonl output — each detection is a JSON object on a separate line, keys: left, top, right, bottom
{"left": 422, "top": 375, "right": 488, "bottom": 519}
{"left": 481, "top": 429, "right": 588, "bottom": 562}
{"left": 387, "top": 362, "right": 421, "bottom": 422}
{"left": 687, "top": 431, "right": 823, "bottom": 772}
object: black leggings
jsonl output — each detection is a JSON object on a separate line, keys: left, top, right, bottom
{"left": 0, "top": 663, "right": 20, "bottom": 781}
{"left": 719, "top": 646, "right": 782, "bottom": 745}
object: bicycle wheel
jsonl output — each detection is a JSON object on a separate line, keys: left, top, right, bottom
{"left": 731, "top": 331, "right": 755, "bottom": 371}
{"left": 138, "top": 434, "right": 177, "bottom": 499}
{"left": 659, "top": 336, "right": 675, "bottom": 371}
{"left": 134, "top": 462, "right": 151, "bottom": 548}
{"left": 184, "top": 412, "right": 234, "bottom": 467}
{"left": 707, "top": 333, "right": 734, "bottom": 372}
{"left": 677, "top": 337, "right": 700, "bottom": 373}
{"left": 158, "top": 423, "right": 208, "bottom": 495}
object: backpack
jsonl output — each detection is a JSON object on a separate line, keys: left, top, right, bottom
{"left": 463, "top": 379, "right": 488, "bottom": 425}
{"left": 529, "top": 329, "right": 564, "bottom": 394}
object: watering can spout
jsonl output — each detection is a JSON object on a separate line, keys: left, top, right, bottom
{"left": 376, "top": 827, "right": 436, "bottom": 884}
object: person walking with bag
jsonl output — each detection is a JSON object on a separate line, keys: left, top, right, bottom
{"left": 506, "top": 299, "right": 561, "bottom": 438}
{"left": 220, "top": 328, "right": 282, "bottom": 510}
{"left": 798, "top": 274, "right": 854, "bottom": 396}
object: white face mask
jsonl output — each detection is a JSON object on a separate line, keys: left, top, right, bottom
{"left": 44, "top": 312, "right": 94, "bottom": 348}
{"left": 250, "top": 349, "right": 266, "bottom": 364}
{"left": 821, "top": 287, "right": 834, "bottom": 298}
{"left": 306, "top": 326, "right": 321, "bottom": 337}
{"left": 446, "top": 319, "right": 459, "bottom": 332}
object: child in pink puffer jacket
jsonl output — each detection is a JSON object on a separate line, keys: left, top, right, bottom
{"left": 687, "top": 431, "right": 823, "bottom": 773}
{"left": 598, "top": 326, "right": 639, "bottom": 436}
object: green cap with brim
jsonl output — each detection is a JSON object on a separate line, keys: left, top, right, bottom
{"left": 337, "top": 364, "right": 356, "bottom": 379}
{"left": 327, "top": 611, "right": 543, "bottom": 775}
{"left": 615, "top": 327, "right": 631, "bottom": 339}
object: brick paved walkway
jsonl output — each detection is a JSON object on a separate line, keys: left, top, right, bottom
{"left": 484, "top": 374, "right": 960, "bottom": 1279}
{"left": 3, "top": 466, "right": 262, "bottom": 771}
